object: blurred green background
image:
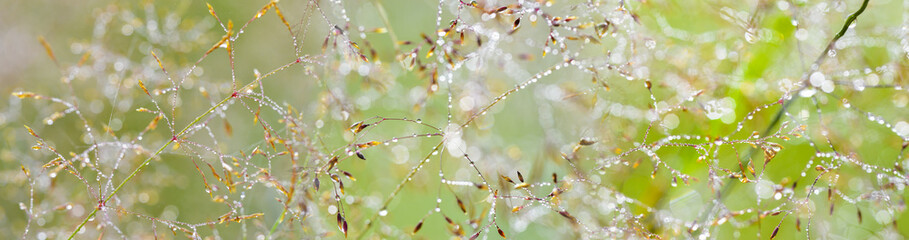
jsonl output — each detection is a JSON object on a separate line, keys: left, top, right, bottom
{"left": 2, "top": 0, "right": 908, "bottom": 239}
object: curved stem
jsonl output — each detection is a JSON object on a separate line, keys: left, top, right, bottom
{"left": 706, "top": 0, "right": 871, "bottom": 230}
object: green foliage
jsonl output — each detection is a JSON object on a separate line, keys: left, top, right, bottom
{"left": 1, "top": 0, "right": 908, "bottom": 239}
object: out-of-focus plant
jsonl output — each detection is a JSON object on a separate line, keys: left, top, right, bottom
{"left": 2, "top": 0, "right": 908, "bottom": 239}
